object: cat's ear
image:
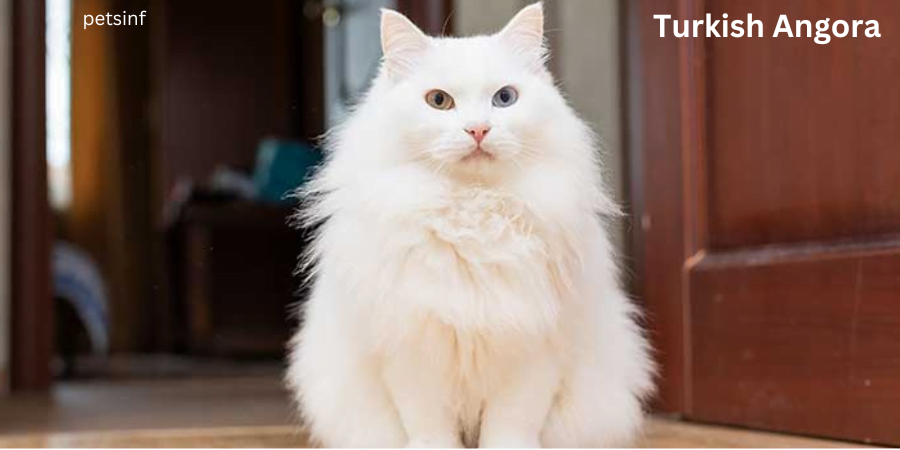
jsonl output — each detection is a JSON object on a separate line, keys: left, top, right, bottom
{"left": 498, "top": 2, "right": 547, "bottom": 70}
{"left": 381, "top": 9, "right": 430, "bottom": 79}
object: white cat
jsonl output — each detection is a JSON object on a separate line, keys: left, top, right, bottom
{"left": 286, "top": 3, "right": 654, "bottom": 447}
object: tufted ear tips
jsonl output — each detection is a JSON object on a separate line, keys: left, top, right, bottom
{"left": 381, "top": 9, "right": 430, "bottom": 79}
{"left": 499, "top": 2, "right": 545, "bottom": 55}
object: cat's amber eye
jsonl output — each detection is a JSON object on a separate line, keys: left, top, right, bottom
{"left": 492, "top": 86, "right": 518, "bottom": 108}
{"left": 425, "top": 89, "right": 455, "bottom": 110}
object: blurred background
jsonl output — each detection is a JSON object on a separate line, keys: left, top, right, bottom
{"left": 0, "top": 0, "right": 898, "bottom": 447}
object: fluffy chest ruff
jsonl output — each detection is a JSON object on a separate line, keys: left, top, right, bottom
{"left": 375, "top": 186, "right": 578, "bottom": 338}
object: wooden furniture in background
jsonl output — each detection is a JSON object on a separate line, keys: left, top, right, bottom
{"left": 628, "top": 0, "right": 900, "bottom": 445}
{"left": 170, "top": 201, "right": 305, "bottom": 356}
{"left": 152, "top": 2, "right": 323, "bottom": 354}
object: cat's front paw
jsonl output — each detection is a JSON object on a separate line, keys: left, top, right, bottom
{"left": 479, "top": 432, "right": 541, "bottom": 448}
{"left": 406, "top": 436, "right": 463, "bottom": 448}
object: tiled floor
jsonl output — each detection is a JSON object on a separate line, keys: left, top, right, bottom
{"left": 0, "top": 371, "right": 867, "bottom": 448}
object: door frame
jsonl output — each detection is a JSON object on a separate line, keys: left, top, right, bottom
{"left": 10, "top": 0, "right": 52, "bottom": 392}
{"left": 625, "top": 0, "right": 704, "bottom": 415}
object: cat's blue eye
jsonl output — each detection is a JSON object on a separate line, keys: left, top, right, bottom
{"left": 492, "top": 86, "right": 518, "bottom": 108}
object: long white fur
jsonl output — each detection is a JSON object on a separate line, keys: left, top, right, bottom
{"left": 286, "top": 3, "right": 655, "bottom": 447}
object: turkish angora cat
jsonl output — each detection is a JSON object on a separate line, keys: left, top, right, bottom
{"left": 287, "top": 3, "right": 654, "bottom": 447}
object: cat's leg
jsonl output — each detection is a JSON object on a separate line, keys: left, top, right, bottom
{"left": 478, "top": 345, "right": 561, "bottom": 448}
{"left": 540, "top": 367, "right": 647, "bottom": 448}
{"left": 287, "top": 299, "right": 407, "bottom": 447}
{"left": 540, "top": 293, "right": 654, "bottom": 447}
{"left": 382, "top": 322, "right": 462, "bottom": 448}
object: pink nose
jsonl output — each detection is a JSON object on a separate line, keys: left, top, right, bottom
{"left": 465, "top": 126, "right": 491, "bottom": 144}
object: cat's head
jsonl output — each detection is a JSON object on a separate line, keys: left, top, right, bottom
{"left": 374, "top": 3, "right": 579, "bottom": 177}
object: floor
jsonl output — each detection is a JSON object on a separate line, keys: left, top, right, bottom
{"left": 0, "top": 370, "right": 868, "bottom": 448}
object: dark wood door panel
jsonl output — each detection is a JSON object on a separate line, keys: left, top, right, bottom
{"left": 629, "top": 0, "right": 900, "bottom": 441}
{"left": 690, "top": 244, "right": 900, "bottom": 444}
{"left": 705, "top": 0, "right": 900, "bottom": 250}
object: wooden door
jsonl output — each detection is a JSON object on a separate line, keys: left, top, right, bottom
{"left": 627, "top": 0, "right": 900, "bottom": 445}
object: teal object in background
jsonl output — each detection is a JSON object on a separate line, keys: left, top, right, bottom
{"left": 253, "top": 138, "right": 323, "bottom": 204}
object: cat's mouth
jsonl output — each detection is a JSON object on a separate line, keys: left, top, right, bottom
{"left": 460, "top": 146, "right": 495, "bottom": 162}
